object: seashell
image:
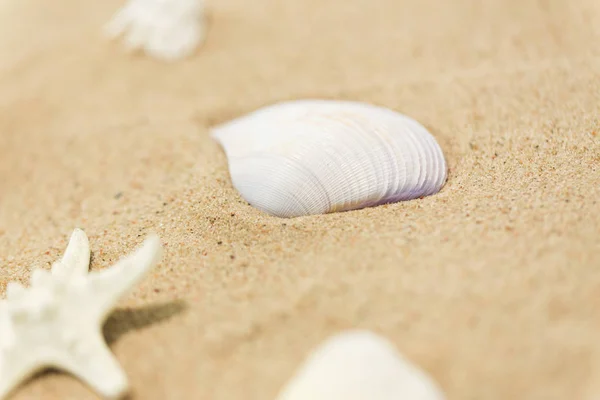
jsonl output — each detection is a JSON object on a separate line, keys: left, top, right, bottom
{"left": 104, "top": 0, "right": 205, "bottom": 61}
{"left": 275, "top": 330, "right": 446, "bottom": 400}
{"left": 211, "top": 100, "right": 447, "bottom": 218}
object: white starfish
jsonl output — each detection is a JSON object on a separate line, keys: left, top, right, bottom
{"left": 104, "top": 0, "right": 205, "bottom": 61}
{"left": 0, "top": 229, "right": 163, "bottom": 400}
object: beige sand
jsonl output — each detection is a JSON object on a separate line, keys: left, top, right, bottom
{"left": 0, "top": 0, "right": 599, "bottom": 398}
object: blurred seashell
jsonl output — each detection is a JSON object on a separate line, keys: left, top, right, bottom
{"left": 211, "top": 100, "right": 447, "bottom": 218}
{"left": 104, "top": 0, "right": 205, "bottom": 61}
{"left": 275, "top": 330, "right": 446, "bottom": 400}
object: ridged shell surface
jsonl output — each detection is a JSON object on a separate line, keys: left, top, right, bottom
{"left": 211, "top": 100, "right": 447, "bottom": 218}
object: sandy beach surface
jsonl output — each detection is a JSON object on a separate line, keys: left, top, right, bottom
{"left": 0, "top": 0, "right": 599, "bottom": 398}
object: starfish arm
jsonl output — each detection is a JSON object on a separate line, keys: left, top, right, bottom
{"left": 57, "top": 331, "right": 129, "bottom": 400}
{"left": 5, "top": 282, "right": 26, "bottom": 301}
{"left": 0, "top": 303, "right": 15, "bottom": 352}
{"left": 0, "top": 348, "right": 47, "bottom": 400}
{"left": 87, "top": 234, "right": 162, "bottom": 320}
{"left": 103, "top": 5, "right": 132, "bottom": 39}
{"left": 51, "top": 228, "right": 91, "bottom": 279}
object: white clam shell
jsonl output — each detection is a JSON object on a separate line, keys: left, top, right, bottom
{"left": 211, "top": 100, "right": 447, "bottom": 218}
{"left": 275, "top": 330, "right": 446, "bottom": 400}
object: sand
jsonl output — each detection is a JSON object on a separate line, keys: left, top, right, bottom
{"left": 0, "top": 0, "right": 599, "bottom": 398}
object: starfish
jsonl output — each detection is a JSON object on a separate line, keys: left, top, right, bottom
{"left": 104, "top": 0, "right": 206, "bottom": 61}
{"left": 0, "top": 229, "right": 163, "bottom": 400}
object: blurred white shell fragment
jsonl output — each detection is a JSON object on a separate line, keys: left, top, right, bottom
{"left": 275, "top": 330, "right": 446, "bottom": 400}
{"left": 211, "top": 100, "right": 448, "bottom": 218}
{"left": 104, "top": 0, "right": 205, "bottom": 61}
